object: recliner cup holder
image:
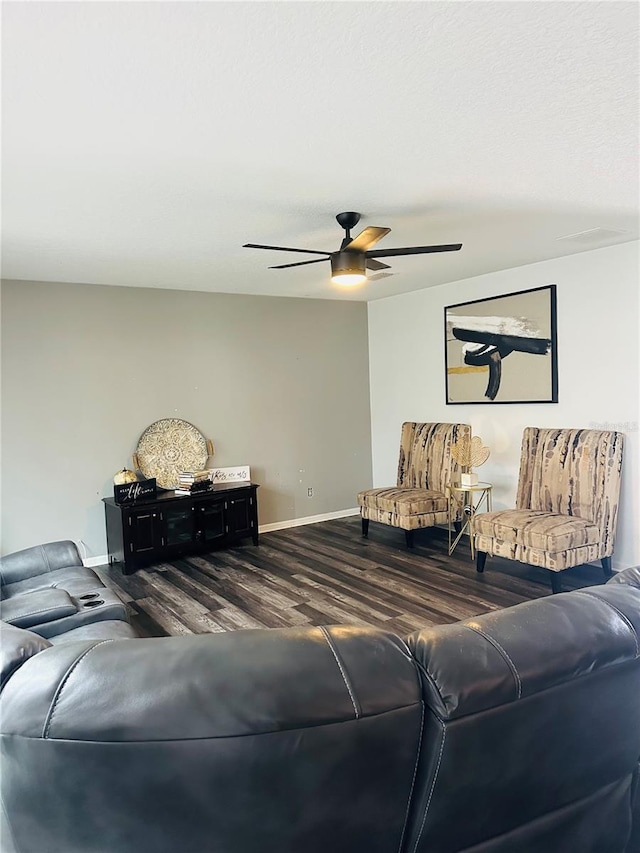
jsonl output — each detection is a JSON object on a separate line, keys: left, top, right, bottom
{"left": 79, "top": 593, "right": 100, "bottom": 601}
{"left": 83, "top": 600, "right": 105, "bottom": 608}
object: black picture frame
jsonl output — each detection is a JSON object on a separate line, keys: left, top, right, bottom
{"left": 444, "top": 284, "right": 558, "bottom": 404}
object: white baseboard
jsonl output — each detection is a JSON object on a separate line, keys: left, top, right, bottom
{"left": 258, "top": 507, "right": 360, "bottom": 533}
{"left": 83, "top": 555, "right": 110, "bottom": 568}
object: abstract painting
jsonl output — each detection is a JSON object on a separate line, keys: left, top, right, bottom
{"left": 445, "top": 285, "right": 558, "bottom": 404}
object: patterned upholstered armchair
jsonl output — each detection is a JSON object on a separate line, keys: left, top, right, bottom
{"left": 358, "top": 422, "right": 471, "bottom": 548}
{"left": 474, "top": 427, "right": 624, "bottom": 593}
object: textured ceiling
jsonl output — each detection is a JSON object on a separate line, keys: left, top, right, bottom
{"left": 2, "top": 1, "right": 638, "bottom": 301}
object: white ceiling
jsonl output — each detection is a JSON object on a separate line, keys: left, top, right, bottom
{"left": 2, "top": 1, "right": 638, "bottom": 301}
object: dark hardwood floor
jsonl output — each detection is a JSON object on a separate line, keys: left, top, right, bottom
{"left": 97, "top": 516, "right": 609, "bottom": 638}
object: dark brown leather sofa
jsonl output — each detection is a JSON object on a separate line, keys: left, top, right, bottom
{"left": 1, "top": 568, "right": 639, "bottom": 853}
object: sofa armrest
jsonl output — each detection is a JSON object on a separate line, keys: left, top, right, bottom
{"left": 0, "top": 622, "right": 51, "bottom": 689}
{"left": 0, "top": 588, "right": 77, "bottom": 629}
{"left": 0, "top": 541, "right": 83, "bottom": 587}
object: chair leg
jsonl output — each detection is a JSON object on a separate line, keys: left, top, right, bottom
{"left": 405, "top": 530, "right": 414, "bottom": 549}
{"left": 361, "top": 518, "right": 369, "bottom": 538}
{"left": 550, "top": 572, "right": 562, "bottom": 594}
{"left": 602, "top": 556, "right": 613, "bottom": 579}
{"left": 476, "top": 551, "right": 487, "bottom": 573}
{"left": 453, "top": 520, "right": 462, "bottom": 534}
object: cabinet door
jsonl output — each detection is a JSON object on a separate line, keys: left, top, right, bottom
{"left": 226, "top": 492, "right": 254, "bottom": 537}
{"left": 196, "top": 499, "right": 226, "bottom": 543}
{"left": 162, "top": 505, "right": 196, "bottom": 547}
{"left": 127, "top": 510, "right": 163, "bottom": 555}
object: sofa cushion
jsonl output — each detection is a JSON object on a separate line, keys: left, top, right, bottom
{"left": 1, "top": 588, "right": 77, "bottom": 629}
{"left": 0, "top": 540, "right": 83, "bottom": 588}
{"left": 473, "top": 509, "right": 599, "bottom": 552}
{"left": 358, "top": 487, "right": 448, "bottom": 516}
{"left": 1, "top": 565, "right": 104, "bottom": 600}
{"left": 0, "top": 624, "right": 425, "bottom": 853}
{"left": 0, "top": 622, "right": 52, "bottom": 689}
{"left": 48, "top": 620, "right": 138, "bottom": 644}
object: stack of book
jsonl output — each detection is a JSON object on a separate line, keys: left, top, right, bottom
{"left": 174, "top": 470, "right": 212, "bottom": 495}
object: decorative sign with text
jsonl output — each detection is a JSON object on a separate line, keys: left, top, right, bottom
{"left": 114, "top": 478, "right": 157, "bottom": 505}
{"left": 209, "top": 466, "right": 251, "bottom": 484}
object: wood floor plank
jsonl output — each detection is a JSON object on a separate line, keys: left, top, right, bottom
{"left": 159, "top": 564, "right": 227, "bottom": 612}
{"left": 212, "top": 545, "right": 403, "bottom": 623}
{"left": 126, "top": 602, "right": 171, "bottom": 638}
{"left": 100, "top": 516, "right": 609, "bottom": 637}
{"left": 291, "top": 572, "right": 401, "bottom": 622}
{"left": 137, "top": 569, "right": 211, "bottom": 616}
{"left": 181, "top": 557, "right": 312, "bottom": 629}
{"left": 134, "top": 597, "right": 195, "bottom": 636}
{"left": 261, "top": 539, "right": 478, "bottom": 622}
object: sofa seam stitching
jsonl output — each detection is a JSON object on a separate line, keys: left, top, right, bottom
{"left": 5, "top": 605, "right": 72, "bottom": 623}
{"left": 42, "top": 640, "right": 114, "bottom": 739}
{"left": 40, "top": 544, "right": 52, "bottom": 573}
{"left": 14, "top": 702, "right": 419, "bottom": 743}
{"left": 413, "top": 660, "right": 447, "bottom": 711}
{"left": 0, "top": 793, "right": 21, "bottom": 853}
{"left": 467, "top": 626, "right": 522, "bottom": 699}
{"left": 397, "top": 700, "right": 425, "bottom": 853}
{"left": 411, "top": 717, "right": 446, "bottom": 853}
{"left": 319, "top": 626, "right": 359, "bottom": 719}
{"left": 572, "top": 591, "right": 639, "bottom": 658}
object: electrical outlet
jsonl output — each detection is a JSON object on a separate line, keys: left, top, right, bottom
{"left": 307, "top": 487, "right": 313, "bottom": 497}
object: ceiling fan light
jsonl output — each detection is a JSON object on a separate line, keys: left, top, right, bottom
{"left": 331, "top": 272, "right": 367, "bottom": 286}
{"left": 330, "top": 252, "right": 366, "bottom": 286}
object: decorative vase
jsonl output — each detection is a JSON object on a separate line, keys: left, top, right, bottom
{"left": 461, "top": 471, "right": 479, "bottom": 487}
{"left": 113, "top": 468, "right": 138, "bottom": 485}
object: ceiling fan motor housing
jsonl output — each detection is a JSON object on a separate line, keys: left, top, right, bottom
{"left": 335, "top": 211, "right": 361, "bottom": 231}
{"left": 331, "top": 251, "right": 366, "bottom": 278}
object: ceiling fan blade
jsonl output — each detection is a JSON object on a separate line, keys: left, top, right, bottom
{"left": 244, "top": 243, "right": 331, "bottom": 256}
{"left": 368, "top": 272, "right": 395, "bottom": 282}
{"left": 268, "top": 258, "right": 329, "bottom": 270}
{"left": 366, "top": 258, "right": 391, "bottom": 271}
{"left": 344, "top": 226, "right": 391, "bottom": 252}
{"left": 366, "top": 243, "right": 462, "bottom": 258}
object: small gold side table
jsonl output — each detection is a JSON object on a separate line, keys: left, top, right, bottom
{"left": 447, "top": 481, "right": 493, "bottom": 558}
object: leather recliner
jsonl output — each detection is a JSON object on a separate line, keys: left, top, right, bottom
{"left": 0, "top": 540, "right": 102, "bottom": 599}
{"left": 1, "top": 570, "right": 639, "bottom": 853}
{"left": 0, "top": 540, "right": 130, "bottom": 637}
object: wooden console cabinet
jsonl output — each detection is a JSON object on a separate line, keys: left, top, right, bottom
{"left": 103, "top": 483, "right": 259, "bottom": 574}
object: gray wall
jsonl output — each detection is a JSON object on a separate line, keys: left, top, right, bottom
{"left": 0, "top": 280, "right": 373, "bottom": 558}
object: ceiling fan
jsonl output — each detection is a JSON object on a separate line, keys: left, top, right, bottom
{"left": 243, "top": 212, "right": 462, "bottom": 286}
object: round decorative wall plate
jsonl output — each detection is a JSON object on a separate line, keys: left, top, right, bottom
{"left": 135, "top": 418, "right": 208, "bottom": 489}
